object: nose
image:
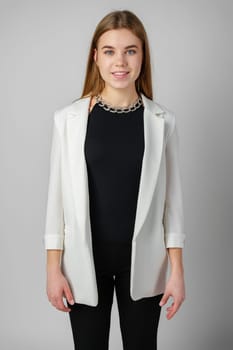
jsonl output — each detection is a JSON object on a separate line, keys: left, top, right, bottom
{"left": 115, "top": 52, "right": 128, "bottom": 67}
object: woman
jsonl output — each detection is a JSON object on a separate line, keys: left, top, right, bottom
{"left": 44, "top": 9, "right": 186, "bottom": 350}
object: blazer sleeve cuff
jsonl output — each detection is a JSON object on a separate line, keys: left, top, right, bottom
{"left": 44, "top": 234, "right": 64, "bottom": 250}
{"left": 165, "top": 233, "right": 186, "bottom": 248}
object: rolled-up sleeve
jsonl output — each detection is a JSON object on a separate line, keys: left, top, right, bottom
{"left": 44, "top": 113, "right": 64, "bottom": 250}
{"left": 163, "top": 113, "right": 186, "bottom": 248}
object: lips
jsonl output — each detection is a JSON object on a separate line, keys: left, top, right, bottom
{"left": 112, "top": 71, "right": 129, "bottom": 78}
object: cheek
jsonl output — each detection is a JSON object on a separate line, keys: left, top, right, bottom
{"left": 132, "top": 53, "right": 142, "bottom": 66}
{"left": 98, "top": 58, "right": 112, "bottom": 72}
{"left": 133, "top": 58, "right": 142, "bottom": 72}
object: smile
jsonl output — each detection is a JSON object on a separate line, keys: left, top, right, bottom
{"left": 112, "top": 72, "right": 129, "bottom": 79}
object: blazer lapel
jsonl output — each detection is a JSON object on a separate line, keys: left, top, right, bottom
{"left": 65, "top": 94, "right": 165, "bottom": 242}
{"left": 65, "top": 97, "right": 91, "bottom": 242}
{"left": 133, "top": 95, "right": 165, "bottom": 240}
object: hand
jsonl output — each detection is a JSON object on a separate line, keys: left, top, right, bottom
{"left": 46, "top": 268, "right": 75, "bottom": 312}
{"left": 159, "top": 271, "right": 186, "bottom": 320}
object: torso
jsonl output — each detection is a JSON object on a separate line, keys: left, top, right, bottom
{"left": 84, "top": 101, "right": 145, "bottom": 244}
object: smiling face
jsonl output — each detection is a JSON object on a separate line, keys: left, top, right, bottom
{"left": 93, "top": 28, "right": 143, "bottom": 94}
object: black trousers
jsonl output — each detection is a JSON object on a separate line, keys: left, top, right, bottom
{"left": 67, "top": 240, "right": 163, "bottom": 350}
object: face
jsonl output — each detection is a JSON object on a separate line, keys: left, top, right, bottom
{"left": 93, "top": 28, "right": 143, "bottom": 92}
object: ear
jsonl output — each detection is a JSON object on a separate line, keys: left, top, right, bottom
{"left": 93, "top": 48, "right": 98, "bottom": 64}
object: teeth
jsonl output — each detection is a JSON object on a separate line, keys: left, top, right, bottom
{"left": 113, "top": 72, "right": 128, "bottom": 74}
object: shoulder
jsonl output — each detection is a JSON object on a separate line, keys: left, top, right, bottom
{"left": 153, "top": 100, "right": 175, "bottom": 124}
{"left": 53, "top": 100, "right": 79, "bottom": 121}
{"left": 142, "top": 94, "right": 175, "bottom": 128}
{"left": 52, "top": 97, "right": 88, "bottom": 126}
{"left": 149, "top": 99, "right": 176, "bottom": 143}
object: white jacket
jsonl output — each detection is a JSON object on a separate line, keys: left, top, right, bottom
{"left": 44, "top": 93, "right": 186, "bottom": 306}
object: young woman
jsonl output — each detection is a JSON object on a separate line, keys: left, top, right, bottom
{"left": 44, "top": 9, "right": 186, "bottom": 350}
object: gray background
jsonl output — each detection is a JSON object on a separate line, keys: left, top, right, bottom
{"left": 1, "top": 0, "right": 233, "bottom": 349}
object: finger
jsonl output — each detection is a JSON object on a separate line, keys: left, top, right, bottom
{"left": 64, "top": 285, "right": 75, "bottom": 305}
{"left": 51, "top": 297, "right": 71, "bottom": 312}
{"left": 166, "top": 301, "right": 181, "bottom": 319}
{"left": 159, "top": 293, "right": 170, "bottom": 306}
{"left": 56, "top": 300, "right": 71, "bottom": 312}
{"left": 166, "top": 304, "right": 174, "bottom": 311}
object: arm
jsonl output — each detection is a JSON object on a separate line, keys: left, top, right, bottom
{"left": 44, "top": 114, "right": 74, "bottom": 311}
{"left": 46, "top": 249, "right": 62, "bottom": 273}
{"left": 160, "top": 113, "right": 186, "bottom": 319}
{"left": 44, "top": 113, "right": 65, "bottom": 250}
{"left": 167, "top": 247, "right": 184, "bottom": 275}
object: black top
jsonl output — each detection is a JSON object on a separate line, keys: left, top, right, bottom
{"left": 84, "top": 102, "right": 145, "bottom": 244}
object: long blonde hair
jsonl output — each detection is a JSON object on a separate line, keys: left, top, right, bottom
{"left": 78, "top": 10, "right": 153, "bottom": 101}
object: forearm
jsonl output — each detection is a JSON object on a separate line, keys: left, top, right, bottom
{"left": 46, "top": 250, "right": 63, "bottom": 273}
{"left": 167, "top": 247, "right": 184, "bottom": 275}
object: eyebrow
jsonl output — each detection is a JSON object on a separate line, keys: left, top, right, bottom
{"left": 101, "top": 45, "right": 139, "bottom": 50}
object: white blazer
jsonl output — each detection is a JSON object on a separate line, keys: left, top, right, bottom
{"left": 44, "top": 93, "right": 186, "bottom": 306}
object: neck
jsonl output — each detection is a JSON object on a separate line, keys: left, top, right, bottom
{"left": 99, "top": 86, "right": 139, "bottom": 107}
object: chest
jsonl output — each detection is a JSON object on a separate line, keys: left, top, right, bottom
{"left": 84, "top": 106, "right": 145, "bottom": 167}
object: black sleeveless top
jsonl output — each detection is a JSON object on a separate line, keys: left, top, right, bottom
{"left": 84, "top": 102, "right": 145, "bottom": 244}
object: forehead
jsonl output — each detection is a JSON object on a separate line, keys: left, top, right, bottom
{"left": 98, "top": 28, "right": 141, "bottom": 48}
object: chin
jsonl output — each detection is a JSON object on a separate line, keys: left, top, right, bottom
{"left": 109, "top": 81, "right": 135, "bottom": 90}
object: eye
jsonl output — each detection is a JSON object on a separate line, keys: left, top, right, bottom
{"left": 127, "top": 49, "right": 136, "bottom": 55}
{"left": 104, "top": 50, "right": 114, "bottom": 55}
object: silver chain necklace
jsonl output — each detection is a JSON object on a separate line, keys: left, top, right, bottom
{"left": 95, "top": 94, "right": 143, "bottom": 114}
